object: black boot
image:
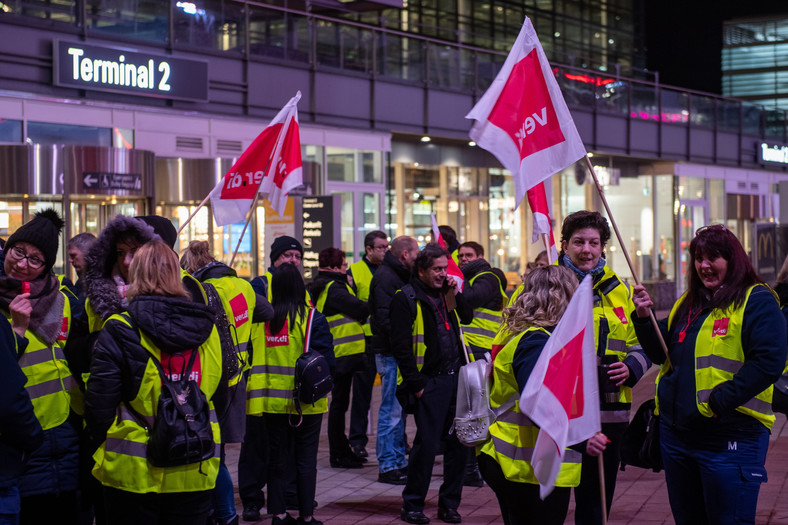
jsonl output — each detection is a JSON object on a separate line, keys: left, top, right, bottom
{"left": 463, "top": 456, "right": 484, "bottom": 487}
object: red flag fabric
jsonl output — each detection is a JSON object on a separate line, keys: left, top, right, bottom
{"left": 518, "top": 275, "right": 599, "bottom": 498}
{"left": 209, "top": 92, "right": 302, "bottom": 225}
{"left": 466, "top": 18, "right": 586, "bottom": 209}
{"left": 526, "top": 181, "right": 558, "bottom": 262}
{"left": 430, "top": 213, "right": 464, "bottom": 291}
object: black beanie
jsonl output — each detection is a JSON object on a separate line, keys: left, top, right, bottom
{"left": 136, "top": 215, "right": 178, "bottom": 249}
{"left": 270, "top": 236, "right": 303, "bottom": 264}
{"left": 5, "top": 209, "right": 64, "bottom": 272}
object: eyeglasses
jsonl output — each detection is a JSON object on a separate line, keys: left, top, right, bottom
{"left": 695, "top": 224, "right": 728, "bottom": 236}
{"left": 372, "top": 244, "right": 390, "bottom": 251}
{"left": 8, "top": 245, "right": 45, "bottom": 269}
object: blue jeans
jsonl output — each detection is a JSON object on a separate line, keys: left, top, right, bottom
{"left": 0, "top": 486, "right": 20, "bottom": 525}
{"left": 213, "top": 454, "right": 236, "bottom": 521}
{"left": 661, "top": 421, "right": 769, "bottom": 525}
{"left": 375, "top": 354, "right": 408, "bottom": 474}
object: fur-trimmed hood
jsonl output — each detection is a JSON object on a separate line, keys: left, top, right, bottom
{"left": 83, "top": 215, "right": 160, "bottom": 321}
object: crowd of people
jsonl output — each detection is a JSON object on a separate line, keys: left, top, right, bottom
{"left": 0, "top": 207, "right": 785, "bottom": 525}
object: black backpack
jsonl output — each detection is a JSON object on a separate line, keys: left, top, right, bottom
{"left": 620, "top": 398, "right": 663, "bottom": 472}
{"left": 123, "top": 316, "right": 215, "bottom": 468}
{"left": 291, "top": 308, "right": 333, "bottom": 427}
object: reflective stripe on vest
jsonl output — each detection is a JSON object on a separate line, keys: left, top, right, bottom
{"left": 593, "top": 266, "right": 638, "bottom": 412}
{"left": 246, "top": 309, "right": 328, "bottom": 416}
{"left": 91, "top": 313, "right": 222, "bottom": 494}
{"left": 665, "top": 286, "right": 776, "bottom": 429}
{"left": 349, "top": 259, "right": 374, "bottom": 336}
{"left": 479, "top": 327, "right": 582, "bottom": 487}
{"left": 462, "top": 271, "right": 507, "bottom": 352}
{"left": 315, "top": 281, "right": 365, "bottom": 359}
{"left": 205, "top": 274, "right": 256, "bottom": 385}
{"left": 10, "top": 289, "right": 75, "bottom": 430}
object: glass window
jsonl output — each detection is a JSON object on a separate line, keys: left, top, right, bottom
{"left": 489, "top": 169, "right": 523, "bottom": 276}
{"left": 113, "top": 128, "right": 134, "bottom": 148}
{"left": 249, "top": 7, "right": 310, "bottom": 63}
{"left": 27, "top": 122, "right": 112, "bottom": 146}
{"left": 1, "top": 0, "right": 77, "bottom": 26}
{"left": 362, "top": 151, "right": 382, "bottom": 183}
{"left": 86, "top": 0, "right": 169, "bottom": 44}
{"left": 332, "top": 191, "right": 355, "bottom": 255}
{"left": 327, "top": 147, "right": 355, "bottom": 182}
{"left": 173, "top": 0, "right": 245, "bottom": 54}
{"left": 0, "top": 119, "right": 23, "bottom": 143}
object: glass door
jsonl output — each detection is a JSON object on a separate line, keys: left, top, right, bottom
{"left": 677, "top": 200, "right": 707, "bottom": 292}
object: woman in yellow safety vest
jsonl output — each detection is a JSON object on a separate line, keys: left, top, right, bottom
{"left": 246, "top": 262, "right": 334, "bottom": 525}
{"left": 85, "top": 240, "right": 224, "bottom": 525}
{"left": 478, "top": 266, "right": 608, "bottom": 525}
{"left": 632, "top": 225, "right": 787, "bottom": 525}
{"left": 0, "top": 209, "right": 79, "bottom": 524}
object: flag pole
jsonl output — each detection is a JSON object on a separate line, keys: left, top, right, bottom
{"left": 583, "top": 155, "right": 671, "bottom": 364}
{"left": 598, "top": 454, "right": 608, "bottom": 525}
{"left": 177, "top": 194, "right": 212, "bottom": 236}
{"left": 540, "top": 233, "right": 553, "bottom": 264}
{"left": 229, "top": 191, "right": 261, "bottom": 268}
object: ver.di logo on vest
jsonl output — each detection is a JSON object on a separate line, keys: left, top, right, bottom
{"left": 229, "top": 293, "right": 249, "bottom": 327}
{"left": 712, "top": 318, "right": 730, "bottom": 337}
{"left": 265, "top": 319, "right": 290, "bottom": 347}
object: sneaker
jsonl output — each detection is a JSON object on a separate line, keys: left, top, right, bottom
{"left": 242, "top": 503, "right": 263, "bottom": 522}
{"left": 378, "top": 468, "right": 408, "bottom": 485}
{"left": 329, "top": 454, "right": 365, "bottom": 469}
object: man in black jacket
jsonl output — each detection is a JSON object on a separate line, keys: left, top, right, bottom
{"left": 369, "top": 235, "right": 418, "bottom": 485}
{"left": 0, "top": 315, "right": 43, "bottom": 524}
{"left": 391, "top": 244, "right": 473, "bottom": 525}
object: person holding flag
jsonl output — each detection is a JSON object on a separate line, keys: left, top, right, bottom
{"left": 556, "top": 210, "right": 651, "bottom": 525}
{"left": 478, "top": 266, "right": 608, "bottom": 525}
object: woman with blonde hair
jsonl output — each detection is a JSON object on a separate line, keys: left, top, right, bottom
{"left": 478, "top": 266, "right": 608, "bottom": 525}
{"left": 85, "top": 240, "right": 225, "bottom": 525}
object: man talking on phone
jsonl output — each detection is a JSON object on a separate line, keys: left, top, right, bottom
{"left": 390, "top": 243, "right": 474, "bottom": 525}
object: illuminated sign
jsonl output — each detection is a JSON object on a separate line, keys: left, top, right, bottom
{"left": 758, "top": 142, "right": 788, "bottom": 164}
{"left": 53, "top": 40, "right": 208, "bottom": 101}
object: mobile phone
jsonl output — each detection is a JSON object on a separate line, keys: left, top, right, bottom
{"left": 21, "top": 282, "right": 30, "bottom": 294}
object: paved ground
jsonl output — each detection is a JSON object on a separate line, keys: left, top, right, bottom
{"left": 225, "top": 365, "right": 788, "bottom": 524}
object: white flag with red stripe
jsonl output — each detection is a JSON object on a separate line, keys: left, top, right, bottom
{"left": 526, "top": 180, "right": 558, "bottom": 262}
{"left": 430, "top": 214, "right": 464, "bottom": 291}
{"left": 209, "top": 92, "right": 303, "bottom": 225}
{"left": 519, "top": 275, "right": 599, "bottom": 498}
{"left": 465, "top": 17, "right": 586, "bottom": 208}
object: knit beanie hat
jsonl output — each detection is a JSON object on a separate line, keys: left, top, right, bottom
{"left": 5, "top": 209, "right": 64, "bottom": 272}
{"left": 270, "top": 236, "right": 303, "bottom": 264}
{"left": 136, "top": 215, "right": 178, "bottom": 249}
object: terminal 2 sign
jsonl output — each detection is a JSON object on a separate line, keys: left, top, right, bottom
{"left": 759, "top": 142, "right": 788, "bottom": 165}
{"left": 53, "top": 40, "right": 208, "bottom": 101}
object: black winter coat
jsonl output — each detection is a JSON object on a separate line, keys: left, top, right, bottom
{"left": 0, "top": 316, "right": 43, "bottom": 490}
{"left": 460, "top": 258, "right": 507, "bottom": 311}
{"left": 308, "top": 270, "right": 368, "bottom": 322}
{"left": 369, "top": 251, "right": 411, "bottom": 355}
{"left": 85, "top": 295, "right": 222, "bottom": 442}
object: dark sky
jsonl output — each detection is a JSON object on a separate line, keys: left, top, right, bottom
{"left": 644, "top": 0, "right": 788, "bottom": 94}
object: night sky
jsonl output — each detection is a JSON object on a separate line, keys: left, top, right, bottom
{"left": 644, "top": 0, "right": 788, "bottom": 94}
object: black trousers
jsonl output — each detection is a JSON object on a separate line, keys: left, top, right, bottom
{"left": 102, "top": 487, "right": 212, "bottom": 525}
{"left": 21, "top": 492, "right": 78, "bottom": 525}
{"left": 328, "top": 354, "right": 365, "bottom": 456}
{"left": 477, "top": 453, "right": 570, "bottom": 525}
{"left": 573, "top": 421, "right": 627, "bottom": 525}
{"left": 349, "top": 349, "right": 376, "bottom": 448}
{"left": 265, "top": 413, "right": 322, "bottom": 518}
{"left": 402, "top": 374, "right": 469, "bottom": 513}
{"left": 237, "top": 414, "right": 268, "bottom": 507}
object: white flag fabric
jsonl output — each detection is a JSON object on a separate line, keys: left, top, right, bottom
{"left": 466, "top": 17, "right": 586, "bottom": 209}
{"left": 519, "top": 275, "right": 600, "bottom": 498}
{"left": 209, "top": 91, "right": 303, "bottom": 225}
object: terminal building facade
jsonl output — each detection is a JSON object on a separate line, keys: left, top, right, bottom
{"left": 1, "top": 0, "right": 787, "bottom": 298}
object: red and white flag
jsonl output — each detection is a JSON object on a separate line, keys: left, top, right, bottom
{"left": 430, "top": 213, "right": 464, "bottom": 291}
{"left": 519, "top": 275, "right": 599, "bottom": 498}
{"left": 466, "top": 17, "right": 586, "bottom": 209}
{"left": 526, "top": 180, "right": 558, "bottom": 262}
{"left": 209, "top": 92, "right": 303, "bottom": 225}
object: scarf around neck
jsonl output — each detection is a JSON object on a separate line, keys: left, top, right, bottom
{"left": 0, "top": 272, "right": 65, "bottom": 346}
{"left": 561, "top": 253, "right": 607, "bottom": 282}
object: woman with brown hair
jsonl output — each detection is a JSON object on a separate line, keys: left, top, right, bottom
{"left": 85, "top": 240, "right": 224, "bottom": 525}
